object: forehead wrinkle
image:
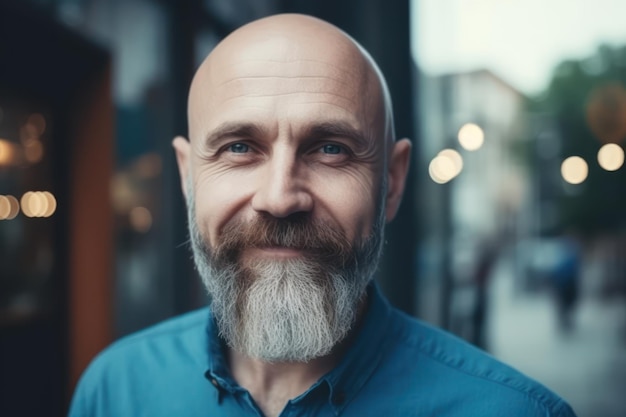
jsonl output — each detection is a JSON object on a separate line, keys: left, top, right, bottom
{"left": 217, "top": 75, "right": 352, "bottom": 89}
{"left": 216, "top": 88, "right": 359, "bottom": 111}
{"left": 214, "top": 58, "right": 361, "bottom": 85}
{"left": 293, "top": 100, "right": 364, "bottom": 116}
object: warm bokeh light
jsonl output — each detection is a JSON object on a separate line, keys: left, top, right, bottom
{"left": 134, "top": 153, "right": 162, "bottom": 178}
{"left": 429, "top": 154, "right": 455, "bottom": 184}
{"left": 23, "top": 139, "right": 44, "bottom": 163}
{"left": 586, "top": 83, "right": 626, "bottom": 144}
{"left": 22, "top": 191, "right": 44, "bottom": 217}
{"left": 0, "top": 196, "right": 10, "bottom": 220}
{"left": 438, "top": 148, "right": 463, "bottom": 176}
{"left": 597, "top": 143, "right": 625, "bottom": 171}
{"left": 458, "top": 123, "right": 485, "bottom": 151}
{"left": 20, "top": 191, "right": 56, "bottom": 218}
{"left": 130, "top": 206, "right": 152, "bottom": 233}
{"left": 19, "top": 122, "right": 39, "bottom": 143}
{"left": 41, "top": 192, "right": 57, "bottom": 217}
{"left": 5, "top": 195, "right": 19, "bottom": 219}
{"left": 0, "top": 139, "right": 16, "bottom": 165}
{"left": 20, "top": 192, "right": 33, "bottom": 217}
{"left": 561, "top": 156, "right": 589, "bottom": 184}
{"left": 428, "top": 159, "right": 448, "bottom": 184}
{"left": 27, "top": 113, "right": 46, "bottom": 136}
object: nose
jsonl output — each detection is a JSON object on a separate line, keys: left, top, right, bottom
{"left": 251, "top": 155, "right": 313, "bottom": 218}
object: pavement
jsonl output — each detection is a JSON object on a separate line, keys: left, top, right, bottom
{"left": 487, "top": 260, "right": 626, "bottom": 417}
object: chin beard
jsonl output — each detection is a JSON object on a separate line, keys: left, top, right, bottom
{"left": 186, "top": 191, "right": 384, "bottom": 362}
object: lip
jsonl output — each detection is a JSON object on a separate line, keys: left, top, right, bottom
{"left": 245, "top": 247, "right": 305, "bottom": 258}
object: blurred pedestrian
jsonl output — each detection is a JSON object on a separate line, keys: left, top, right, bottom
{"left": 472, "top": 239, "right": 499, "bottom": 349}
{"left": 550, "top": 234, "right": 582, "bottom": 333}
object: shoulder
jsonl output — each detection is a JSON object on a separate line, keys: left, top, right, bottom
{"left": 373, "top": 308, "right": 576, "bottom": 416}
{"left": 91, "top": 307, "right": 209, "bottom": 367}
{"left": 108, "top": 307, "right": 208, "bottom": 350}
{"left": 89, "top": 306, "right": 208, "bottom": 370}
{"left": 69, "top": 308, "right": 211, "bottom": 416}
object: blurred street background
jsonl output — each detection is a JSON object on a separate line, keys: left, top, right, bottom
{"left": 1, "top": 0, "right": 625, "bottom": 416}
{"left": 489, "top": 253, "right": 626, "bottom": 417}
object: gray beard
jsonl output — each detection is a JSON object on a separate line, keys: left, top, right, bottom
{"left": 185, "top": 188, "right": 384, "bottom": 363}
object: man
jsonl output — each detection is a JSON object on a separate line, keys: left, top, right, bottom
{"left": 69, "top": 14, "right": 576, "bottom": 417}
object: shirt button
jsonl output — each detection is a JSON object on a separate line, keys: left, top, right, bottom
{"left": 332, "top": 391, "right": 345, "bottom": 405}
{"left": 211, "top": 378, "right": 219, "bottom": 387}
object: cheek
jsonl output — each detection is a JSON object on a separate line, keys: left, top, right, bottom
{"left": 193, "top": 172, "right": 255, "bottom": 246}
{"left": 313, "top": 172, "right": 379, "bottom": 241}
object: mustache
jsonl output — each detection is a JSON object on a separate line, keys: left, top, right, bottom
{"left": 213, "top": 213, "right": 355, "bottom": 267}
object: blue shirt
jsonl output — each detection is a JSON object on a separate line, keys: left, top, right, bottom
{"left": 69, "top": 284, "right": 576, "bottom": 416}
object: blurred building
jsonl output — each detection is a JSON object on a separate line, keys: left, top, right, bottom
{"left": 416, "top": 68, "right": 529, "bottom": 338}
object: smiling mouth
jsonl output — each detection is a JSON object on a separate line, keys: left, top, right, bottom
{"left": 245, "top": 246, "right": 306, "bottom": 259}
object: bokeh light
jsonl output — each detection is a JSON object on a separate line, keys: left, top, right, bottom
{"left": 429, "top": 150, "right": 464, "bottom": 184}
{"left": 438, "top": 149, "right": 463, "bottom": 176}
{"left": 0, "top": 139, "right": 16, "bottom": 165}
{"left": 20, "top": 191, "right": 56, "bottom": 218}
{"left": 27, "top": 113, "right": 46, "bottom": 136}
{"left": 19, "top": 122, "right": 39, "bottom": 143}
{"left": 23, "top": 139, "right": 44, "bottom": 163}
{"left": 42, "top": 192, "right": 57, "bottom": 217}
{"left": 0, "top": 196, "right": 9, "bottom": 219}
{"left": 458, "top": 123, "right": 485, "bottom": 151}
{"left": 134, "top": 153, "right": 162, "bottom": 178}
{"left": 129, "top": 206, "right": 152, "bottom": 233}
{"left": 597, "top": 143, "right": 624, "bottom": 171}
{"left": 561, "top": 156, "right": 589, "bottom": 184}
{"left": 0, "top": 195, "right": 20, "bottom": 220}
{"left": 5, "top": 195, "right": 19, "bottom": 219}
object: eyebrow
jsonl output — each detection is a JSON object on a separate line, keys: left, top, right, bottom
{"left": 204, "top": 120, "right": 367, "bottom": 148}
{"left": 204, "top": 122, "right": 268, "bottom": 146}
{"left": 302, "top": 121, "right": 368, "bottom": 147}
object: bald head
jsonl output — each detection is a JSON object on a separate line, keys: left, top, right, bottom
{"left": 175, "top": 13, "right": 410, "bottom": 234}
{"left": 187, "top": 14, "right": 394, "bottom": 151}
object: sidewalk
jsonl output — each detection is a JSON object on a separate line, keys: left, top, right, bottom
{"left": 487, "top": 262, "right": 626, "bottom": 417}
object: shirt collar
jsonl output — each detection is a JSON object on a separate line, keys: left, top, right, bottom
{"left": 204, "top": 281, "right": 393, "bottom": 410}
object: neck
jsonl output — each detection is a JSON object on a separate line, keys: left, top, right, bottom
{"left": 227, "top": 295, "right": 369, "bottom": 417}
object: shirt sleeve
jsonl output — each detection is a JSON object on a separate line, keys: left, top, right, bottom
{"left": 551, "top": 399, "right": 578, "bottom": 417}
{"left": 67, "top": 355, "right": 108, "bottom": 417}
{"left": 67, "top": 373, "right": 93, "bottom": 417}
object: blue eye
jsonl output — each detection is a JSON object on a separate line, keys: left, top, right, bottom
{"left": 228, "top": 143, "right": 249, "bottom": 153}
{"left": 322, "top": 144, "right": 342, "bottom": 154}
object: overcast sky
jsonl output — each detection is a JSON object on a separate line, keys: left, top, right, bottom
{"left": 412, "top": 0, "right": 626, "bottom": 95}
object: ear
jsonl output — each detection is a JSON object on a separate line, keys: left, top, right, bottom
{"left": 172, "top": 136, "right": 191, "bottom": 199}
{"left": 385, "top": 138, "right": 411, "bottom": 222}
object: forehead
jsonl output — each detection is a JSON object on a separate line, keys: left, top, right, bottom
{"left": 188, "top": 34, "right": 380, "bottom": 141}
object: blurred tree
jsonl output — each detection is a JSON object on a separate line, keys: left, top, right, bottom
{"left": 530, "top": 44, "right": 626, "bottom": 236}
